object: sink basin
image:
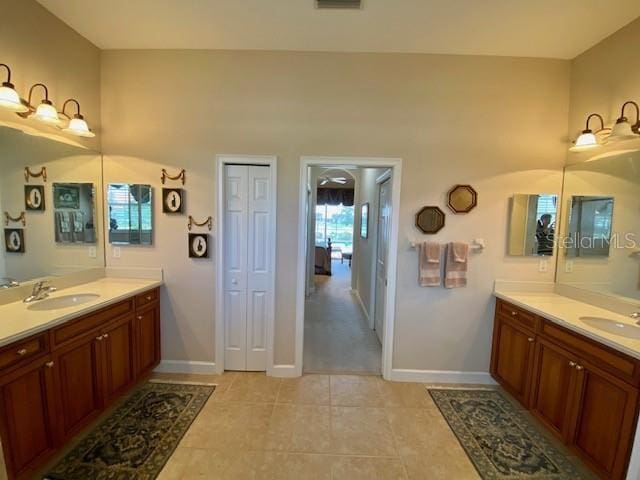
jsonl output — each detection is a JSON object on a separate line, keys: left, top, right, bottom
{"left": 27, "top": 293, "right": 100, "bottom": 311}
{"left": 580, "top": 316, "right": 640, "bottom": 339}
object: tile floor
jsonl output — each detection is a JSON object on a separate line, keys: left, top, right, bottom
{"left": 153, "top": 372, "right": 482, "bottom": 480}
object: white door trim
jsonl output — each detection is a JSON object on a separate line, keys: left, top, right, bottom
{"left": 215, "top": 154, "right": 277, "bottom": 375}
{"left": 296, "top": 156, "right": 403, "bottom": 380}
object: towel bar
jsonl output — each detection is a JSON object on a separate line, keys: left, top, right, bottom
{"left": 409, "top": 238, "right": 485, "bottom": 252}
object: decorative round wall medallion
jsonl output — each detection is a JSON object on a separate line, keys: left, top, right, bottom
{"left": 163, "top": 188, "right": 184, "bottom": 214}
{"left": 447, "top": 184, "right": 478, "bottom": 213}
{"left": 189, "top": 233, "right": 209, "bottom": 258}
{"left": 25, "top": 185, "right": 45, "bottom": 211}
{"left": 416, "top": 206, "right": 445, "bottom": 234}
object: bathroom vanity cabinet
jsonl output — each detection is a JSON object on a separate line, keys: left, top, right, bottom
{"left": 0, "top": 288, "right": 161, "bottom": 480}
{"left": 491, "top": 298, "right": 640, "bottom": 480}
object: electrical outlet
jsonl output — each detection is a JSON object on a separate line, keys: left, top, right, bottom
{"left": 538, "top": 259, "right": 548, "bottom": 273}
{"left": 565, "top": 260, "right": 574, "bottom": 273}
{"left": 113, "top": 246, "right": 121, "bottom": 259}
{"left": 88, "top": 246, "right": 97, "bottom": 258}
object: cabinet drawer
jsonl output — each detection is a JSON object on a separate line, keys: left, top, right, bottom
{"left": 496, "top": 299, "right": 539, "bottom": 331}
{"left": 541, "top": 320, "right": 640, "bottom": 386}
{"left": 51, "top": 299, "right": 134, "bottom": 348}
{"left": 135, "top": 288, "right": 158, "bottom": 309}
{"left": 0, "top": 333, "right": 48, "bottom": 372}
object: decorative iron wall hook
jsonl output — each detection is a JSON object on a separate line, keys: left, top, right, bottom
{"left": 24, "top": 166, "right": 47, "bottom": 182}
{"left": 188, "top": 215, "right": 212, "bottom": 231}
{"left": 4, "top": 211, "right": 26, "bottom": 227}
{"left": 161, "top": 168, "right": 186, "bottom": 185}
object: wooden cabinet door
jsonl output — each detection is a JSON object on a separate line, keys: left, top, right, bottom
{"left": 0, "top": 357, "right": 58, "bottom": 479}
{"left": 529, "top": 338, "right": 578, "bottom": 440}
{"left": 569, "top": 360, "right": 639, "bottom": 480}
{"left": 490, "top": 316, "right": 535, "bottom": 406}
{"left": 135, "top": 304, "right": 160, "bottom": 377}
{"left": 54, "top": 333, "right": 103, "bottom": 438}
{"left": 102, "top": 317, "right": 134, "bottom": 403}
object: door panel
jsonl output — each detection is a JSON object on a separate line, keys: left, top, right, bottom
{"left": 136, "top": 305, "right": 160, "bottom": 376}
{"left": 530, "top": 339, "right": 576, "bottom": 439}
{"left": 247, "top": 166, "right": 270, "bottom": 370}
{"left": 491, "top": 317, "right": 534, "bottom": 406}
{"left": 104, "top": 318, "right": 134, "bottom": 402}
{"left": 570, "top": 361, "right": 639, "bottom": 480}
{"left": 55, "top": 336, "right": 102, "bottom": 437}
{"left": 374, "top": 177, "right": 391, "bottom": 344}
{"left": 0, "top": 359, "right": 57, "bottom": 478}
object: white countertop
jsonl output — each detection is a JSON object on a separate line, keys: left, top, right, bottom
{"left": 494, "top": 290, "right": 640, "bottom": 360}
{"left": 0, "top": 277, "right": 162, "bottom": 348}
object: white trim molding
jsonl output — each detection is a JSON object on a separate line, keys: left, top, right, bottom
{"left": 215, "top": 154, "right": 278, "bottom": 376}
{"left": 155, "top": 360, "right": 218, "bottom": 375}
{"left": 389, "top": 368, "right": 497, "bottom": 385}
{"left": 269, "top": 364, "right": 299, "bottom": 378}
{"left": 352, "top": 288, "right": 370, "bottom": 321}
{"left": 296, "top": 156, "right": 403, "bottom": 380}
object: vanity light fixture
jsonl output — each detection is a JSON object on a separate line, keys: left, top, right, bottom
{"left": 0, "top": 64, "right": 28, "bottom": 113}
{"left": 23, "top": 83, "right": 62, "bottom": 125}
{"left": 608, "top": 100, "right": 640, "bottom": 142}
{"left": 59, "top": 99, "right": 95, "bottom": 137}
{"left": 570, "top": 113, "right": 609, "bottom": 152}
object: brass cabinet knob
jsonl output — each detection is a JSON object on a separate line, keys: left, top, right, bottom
{"left": 103, "top": 333, "right": 109, "bottom": 339}
{"left": 16, "top": 348, "right": 28, "bottom": 356}
{"left": 569, "top": 361, "right": 577, "bottom": 367}
{"left": 575, "top": 365, "right": 584, "bottom": 371}
{"left": 137, "top": 315, "right": 143, "bottom": 320}
{"left": 96, "top": 335, "right": 103, "bottom": 341}
{"left": 45, "top": 361, "right": 54, "bottom": 368}
{"left": 511, "top": 311, "right": 518, "bottom": 316}
{"left": 146, "top": 295, "right": 152, "bottom": 301}
{"left": 527, "top": 337, "right": 534, "bottom": 343}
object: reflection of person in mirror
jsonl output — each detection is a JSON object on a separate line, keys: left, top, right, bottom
{"left": 536, "top": 214, "right": 555, "bottom": 256}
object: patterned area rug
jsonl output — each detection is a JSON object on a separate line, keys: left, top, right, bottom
{"left": 45, "top": 381, "right": 215, "bottom": 480}
{"left": 429, "top": 389, "right": 581, "bottom": 479}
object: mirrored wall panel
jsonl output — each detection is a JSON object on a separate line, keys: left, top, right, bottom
{"left": 107, "top": 183, "right": 153, "bottom": 245}
{"left": 557, "top": 151, "right": 640, "bottom": 301}
{"left": 508, "top": 194, "right": 557, "bottom": 256}
{"left": 0, "top": 126, "right": 104, "bottom": 283}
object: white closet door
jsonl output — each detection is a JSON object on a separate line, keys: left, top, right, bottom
{"left": 224, "top": 165, "right": 249, "bottom": 370}
{"left": 223, "top": 164, "right": 271, "bottom": 371}
{"left": 374, "top": 178, "right": 391, "bottom": 345}
{"left": 246, "top": 166, "right": 271, "bottom": 370}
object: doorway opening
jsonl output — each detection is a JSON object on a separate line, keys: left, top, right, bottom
{"left": 296, "top": 157, "right": 402, "bottom": 379}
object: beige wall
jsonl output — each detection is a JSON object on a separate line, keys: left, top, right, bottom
{"left": 568, "top": 16, "right": 640, "bottom": 159}
{"left": 101, "top": 50, "right": 570, "bottom": 371}
{"left": 0, "top": 0, "right": 101, "bottom": 149}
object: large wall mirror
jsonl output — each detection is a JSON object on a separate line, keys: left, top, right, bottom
{"left": 508, "top": 194, "right": 558, "bottom": 256}
{"left": 107, "top": 183, "right": 153, "bottom": 245}
{"left": 0, "top": 126, "right": 104, "bottom": 283}
{"left": 557, "top": 151, "right": 640, "bottom": 301}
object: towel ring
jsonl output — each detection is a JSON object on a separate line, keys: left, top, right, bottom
{"left": 4, "top": 211, "right": 26, "bottom": 227}
{"left": 24, "top": 166, "right": 47, "bottom": 183}
{"left": 188, "top": 215, "right": 212, "bottom": 231}
{"left": 161, "top": 168, "right": 186, "bottom": 185}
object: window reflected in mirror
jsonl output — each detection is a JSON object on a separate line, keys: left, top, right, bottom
{"left": 107, "top": 184, "right": 153, "bottom": 245}
{"left": 565, "top": 196, "right": 614, "bottom": 257}
{"left": 508, "top": 194, "right": 557, "bottom": 256}
{"left": 52, "top": 183, "right": 97, "bottom": 244}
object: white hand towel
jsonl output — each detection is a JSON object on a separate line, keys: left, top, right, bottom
{"left": 445, "top": 242, "right": 469, "bottom": 289}
{"left": 419, "top": 242, "right": 442, "bottom": 287}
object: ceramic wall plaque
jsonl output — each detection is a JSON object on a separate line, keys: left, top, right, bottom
{"left": 25, "top": 185, "right": 45, "bottom": 211}
{"left": 447, "top": 184, "right": 478, "bottom": 213}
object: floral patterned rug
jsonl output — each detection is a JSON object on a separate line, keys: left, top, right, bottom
{"left": 45, "top": 381, "right": 215, "bottom": 480}
{"left": 428, "top": 389, "right": 581, "bottom": 479}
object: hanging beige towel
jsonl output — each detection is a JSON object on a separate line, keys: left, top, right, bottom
{"left": 419, "top": 242, "right": 442, "bottom": 287}
{"left": 445, "top": 242, "right": 469, "bottom": 289}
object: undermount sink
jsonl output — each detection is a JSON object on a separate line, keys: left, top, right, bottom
{"left": 26, "top": 293, "right": 100, "bottom": 311}
{"left": 580, "top": 316, "right": 640, "bottom": 339}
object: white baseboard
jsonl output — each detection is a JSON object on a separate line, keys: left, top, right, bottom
{"left": 389, "top": 368, "right": 496, "bottom": 385}
{"left": 352, "top": 289, "right": 369, "bottom": 321}
{"left": 154, "top": 360, "right": 218, "bottom": 375}
{"left": 268, "top": 364, "right": 300, "bottom": 378}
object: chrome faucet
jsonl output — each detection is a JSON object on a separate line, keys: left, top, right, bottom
{"left": 23, "top": 281, "right": 57, "bottom": 303}
{"left": 630, "top": 311, "right": 640, "bottom": 325}
{"left": 0, "top": 278, "right": 19, "bottom": 289}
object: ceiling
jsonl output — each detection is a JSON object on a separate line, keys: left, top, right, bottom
{"left": 37, "top": 0, "right": 640, "bottom": 59}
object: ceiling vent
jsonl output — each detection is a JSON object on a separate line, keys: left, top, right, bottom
{"left": 316, "top": 0, "right": 362, "bottom": 9}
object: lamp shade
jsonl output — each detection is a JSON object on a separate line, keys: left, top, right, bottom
{"left": 608, "top": 119, "right": 637, "bottom": 141}
{"left": 62, "top": 116, "right": 95, "bottom": 137}
{"left": 29, "top": 101, "right": 62, "bottom": 125}
{"left": 0, "top": 83, "right": 28, "bottom": 113}
{"left": 569, "top": 131, "right": 598, "bottom": 152}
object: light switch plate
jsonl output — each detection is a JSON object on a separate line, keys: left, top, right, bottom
{"left": 88, "top": 246, "right": 97, "bottom": 258}
{"left": 565, "top": 260, "right": 574, "bottom": 273}
{"left": 538, "top": 259, "right": 548, "bottom": 273}
{"left": 113, "top": 246, "right": 121, "bottom": 258}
